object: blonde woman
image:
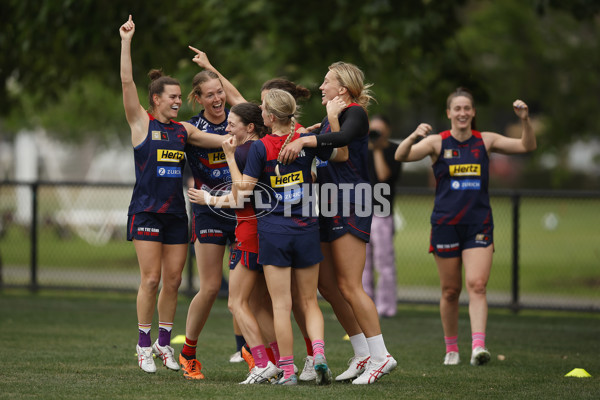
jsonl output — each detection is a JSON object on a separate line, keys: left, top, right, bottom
{"left": 279, "top": 62, "right": 397, "bottom": 384}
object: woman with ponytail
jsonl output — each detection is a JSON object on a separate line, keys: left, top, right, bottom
{"left": 278, "top": 62, "right": 397, "bottom": 385}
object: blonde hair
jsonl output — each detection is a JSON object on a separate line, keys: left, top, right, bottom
{"left": 187, "top": 70, "right": 222, "bottom": 110}
{"left": 263, "top": 89, "right": 298, "bottom": 177}
{"left": 328, "top": 61, "right": 375, "bottom": 111}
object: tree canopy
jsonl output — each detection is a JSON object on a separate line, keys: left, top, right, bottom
{"left": 1, "top": 0, "right": 599, "bottom": 159}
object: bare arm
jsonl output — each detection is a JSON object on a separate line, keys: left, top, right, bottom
{"left": 182, "top": 122, "right": 229, "bottom": 148}
{"left": 483, "top": 99, "right": 537, "bottom": 154}
{"left": 189, "top": 46, "right": 246, "bottom": 106}
{"left": 394, "top": 123, "right": 440, "bottom": 162}
{"left": 119, "top": 15, "right": 148, "bottom": 147}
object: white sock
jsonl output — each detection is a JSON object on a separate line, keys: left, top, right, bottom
{"left": 366, "top": 334, "right": 388, "bottom": 363}
{"left": 349, "top": 333, "right": 370, "bottom": 357}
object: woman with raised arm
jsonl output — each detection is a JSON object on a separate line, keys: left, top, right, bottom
{"left": 395, "top": 87, "right": 536, "bottom": 366}
{"left": 119, "top": 15, "right": 225, "bottom": 375}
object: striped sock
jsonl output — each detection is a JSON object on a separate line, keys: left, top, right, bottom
{"left": 445, "top": 336, "right": 459, "bottom": 353}
{"left": 158, "top": 322, "right": 173, "bottom": 347}
{"left": 266, "top": 347, "right": 276, "bottom": 364}
{"left": 251, "top": 345, "right": 269, "bottom": 368}
{"left": 181, "top": 337, "right": 198, "bottom": 359}
{"left": 138, "top": 323, "right": 152, "bottom": 348}
{"left": 312, "top": 339, "right": 325, "bottom": 358}
{"left": 304, "top": 336, "right": 314, "bottom": 357}
{"left": 278, "top": 355, "right": 295, "bottom": 379}
{"left": 269, "top": 342, "right": 280, "bottom": 367}
{"left": 472, "top": 332, "right": 486, "bottom": 350}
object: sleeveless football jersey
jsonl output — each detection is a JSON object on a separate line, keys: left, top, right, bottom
{"left": 128, "top": 113, "right": 188, "bottom": 215}
{"left": 431, "top": 130, "right": 492, "bottom": 225}
{"left": 185, "top": 110, "right": 235, "bottom": 219}
{"left": 244, "top": 132, "right": 333, "bottom": 234}
{"left": 315, "top": 104, "right": 370, "bottom": 206}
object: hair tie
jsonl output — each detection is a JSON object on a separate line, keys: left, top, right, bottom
{"left": 288, "top": 114, "right": 294, "bottom": 119}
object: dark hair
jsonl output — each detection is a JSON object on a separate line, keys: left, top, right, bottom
{"left": 261, "top": 78, "right": 311, "bottom": 102}
{"left": 147, "top": 69, "right": 180, "bottom": 112}
{"left": 446, "top": 87, "right": 476, "bottom": 130}
{"left": 230, "top": 102, "right": 269, "bottom": 138}
{"left": 187, "top": 70, "right": 222, "bottom": 109}
{"left": 370, "top": 114, "right": 391, "bottom": 127}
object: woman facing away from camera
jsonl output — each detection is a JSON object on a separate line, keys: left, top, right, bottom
{"left": 226, "top": 89, "right": 344, "bottom": 385}
{"left": 119, "top": 15, "right": 227, "bottom": 374}
{"left": 189, "top": 102, "right": 283, "bottom": 384}
{"left": 278, "top": 62, "right": 397, "bottom": 384}
{"left": 394, "top": 87, "right": 536, "bottom": 366}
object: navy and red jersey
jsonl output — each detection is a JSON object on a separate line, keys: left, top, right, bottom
{"left": 243, "top": 132, "right": 333, "bottom": 234}
{"left": 128, "top": 113, "right": 188, "bottom": 216}
{"left": 431, "top": 130, "right": 492, "bottom": 225}
{"left": 316, "top": 104, "right": 370, "bottom": 206}
{"left": 232, "top": 140, "right": 258, "bottom": 253}
{"left": 185, "top": 109, "right": 235, "bottom": 219}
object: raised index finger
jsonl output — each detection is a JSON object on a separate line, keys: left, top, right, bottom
{"left": 188, "top": 45, "right": 201, "bottom": 54}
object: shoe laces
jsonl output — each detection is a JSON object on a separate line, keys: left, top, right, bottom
{"left": 184, "top": 358, "right": 201, "bottom": 373}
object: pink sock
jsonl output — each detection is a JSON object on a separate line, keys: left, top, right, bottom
{"left": 311, "top": 339, "right": 325, "bottom": 358}
{"left": 472, "top": 332, "right": 486, "bottom": 350}
{"left": 445, "top": 336, "right": 459, "bottom": 353}
{"left": 269, "top": 342, "right": 280, "bottom": 367}
{"left": 278, "top": 355, "right": 295, "bottom": 379}
{"left": 251, "top": 345, "right": 269, "bottom": 368}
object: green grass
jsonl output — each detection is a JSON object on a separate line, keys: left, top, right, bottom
{"left": 0, "top": 290, "right": 599, "bottom": 399}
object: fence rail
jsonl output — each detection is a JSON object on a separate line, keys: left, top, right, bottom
{"left": 1, "top": 180, "right": 599, "bottom": 312}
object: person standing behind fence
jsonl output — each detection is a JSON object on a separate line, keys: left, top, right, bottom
{"left": 394, "top": 87, "right": 536, "bottom": 366}
{"left": 119, "top": 15, "right": 227, "bottom": 374}
{"left": 363, "top": 115, "right": 401, "bottom": 318}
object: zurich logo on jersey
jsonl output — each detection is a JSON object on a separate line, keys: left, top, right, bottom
{"left": 451, "top": 179, "right": 480, "bottom": 190}
{"left": 157, "top": 166, "right": 182, "bottom": 178}
{"left": 212, "top": 169, "right": 221, "bottom": 178}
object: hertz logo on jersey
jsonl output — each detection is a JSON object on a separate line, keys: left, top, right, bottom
{"left": 208, "top": 151, "right": 227, "bottom": 164}
{"left": 157, "top": 149, "right": 185, "bottom": 162}
{"left": 449, "top": 164, "right": 480, "bottom": 176}
{"left": 271, "top": 171, "right": 304, "bottom": 188}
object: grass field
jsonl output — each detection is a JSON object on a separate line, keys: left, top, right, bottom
{"left": 2, "top": 194, "right": 599, "bottom": 301}
{"left": 1, "top": 290, "right": 599, "bottom": 399}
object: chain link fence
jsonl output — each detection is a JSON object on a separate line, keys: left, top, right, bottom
{"left": 1, "top": 181, "right": 598, "bottom": 312}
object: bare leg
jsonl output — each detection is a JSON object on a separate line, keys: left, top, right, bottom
{"left": 184, "top": 242, "right": 226, "bottom": 341}
{"left": 434, "top": 254, "right": 463, "bottom": 338}
{"left": 157, "top": 244, "right": 187, "bottom": 323}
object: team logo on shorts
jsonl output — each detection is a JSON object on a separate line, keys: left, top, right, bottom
{"left": 475, "top": 234, "right": 490, "bottom": 243}
{"left": 152, "top": 131, "right": 169, "bottom": 141}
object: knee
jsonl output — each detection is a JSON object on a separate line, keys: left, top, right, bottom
{"left": 467, "top": 279, "right": 487, "bottom": 296}
{"left": 140, "top": 274, "right": 161, "bottom": 293}
{"left": 441, "top": 286, "right": 461, "bottom": 303}
{"left": 162, "top": 274, "right": 182, "bottom": 292}
{"left": 228, "top": 296, "right": 244, "bottom": 315}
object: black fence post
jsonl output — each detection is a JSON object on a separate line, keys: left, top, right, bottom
{"left": 510, "top": 192, "right": 520, "bottom": 312}
{"left": 30, "top": 182, "right": 39, "bottom": 292}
